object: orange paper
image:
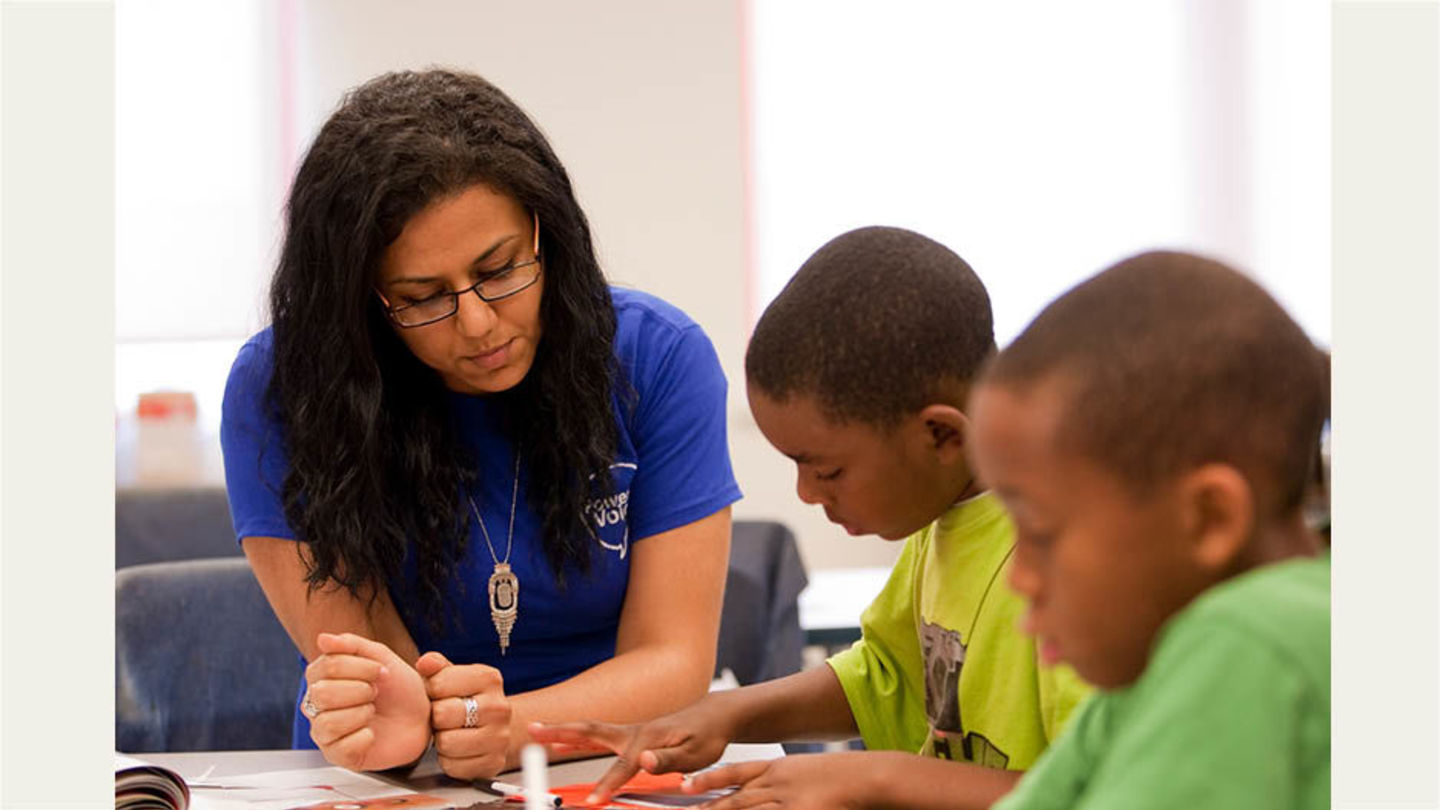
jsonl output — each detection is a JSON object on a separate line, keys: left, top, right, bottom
{"left": 508, "top": 771, "right": 688, "bottom": 807}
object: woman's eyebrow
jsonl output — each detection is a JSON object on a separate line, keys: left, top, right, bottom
{"left": 385, "top": 234, "right": 522, "bottom": 286}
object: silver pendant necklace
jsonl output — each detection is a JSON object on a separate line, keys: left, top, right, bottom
{"left": 467, "top": 450, "right": 521, "bottom": 654}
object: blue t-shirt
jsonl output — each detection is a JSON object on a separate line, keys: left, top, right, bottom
{"left": 220, "top": 287, "right": 743, "bottom": 747}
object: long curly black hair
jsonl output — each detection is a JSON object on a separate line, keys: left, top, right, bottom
{"left": 268, "top": 69, "right": 621, "bottom": 631}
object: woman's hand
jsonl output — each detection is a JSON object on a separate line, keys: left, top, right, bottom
{"left": 528, "top": 695, "right": 737, "bottom": 805}
{"left": 684, "top": 752, "right": 876, "bottom": 810}
{"left": 304, "top": 632, "right": 431, "bottom": 771}
{"left": 416, "top": 652, "right": 513, "bottom": 779}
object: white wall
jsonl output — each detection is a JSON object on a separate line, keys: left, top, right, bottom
{"left": 115, "top": 0, "right": 281, "bottom": 341}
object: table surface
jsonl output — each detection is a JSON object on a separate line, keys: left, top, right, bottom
{"left": 797, "top": 565, "right": 890, "bottom": 647}
{"left": 142, "top": 743, "right": 785, "bottom": 807}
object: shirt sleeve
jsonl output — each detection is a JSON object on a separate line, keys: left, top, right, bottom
{"left": 624, "top": 322, "right": 743, "bottom": 541}
{"left": 826, "top": 534, "right": 929, "bottom": 753}
{"left": 219, "top": 340, "right": 296, "bottom": 543}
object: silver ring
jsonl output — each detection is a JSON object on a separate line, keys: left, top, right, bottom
{"left": 462, "top": 695, "right": 479, "bottom": 729}
{"left": 303, "top": 695, "right": 320, "bottom": 719}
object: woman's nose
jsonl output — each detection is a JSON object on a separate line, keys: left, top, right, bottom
{"left": 454, "top": 288, "right": 499, "bottom": 337}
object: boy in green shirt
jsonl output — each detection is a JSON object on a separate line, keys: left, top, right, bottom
{"left": 533, "top": 226, "right": 1090, "bottom": 809}
{"left": 970, "top": 251, "right": 1330, "bottom": 809}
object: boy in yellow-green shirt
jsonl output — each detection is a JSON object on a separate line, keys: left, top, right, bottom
{"left": 533, "top": 226, "right": 1090, "bottom": 809}
{"left": 971, "top": 252, "right": 1330, "bottom": 809}
{"left": 834, "top": 495, "right": 1087, "bottom": 768}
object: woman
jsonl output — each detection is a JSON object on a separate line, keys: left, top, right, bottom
{"left": 220, "top": 69, "right": 739, "bottom": 778}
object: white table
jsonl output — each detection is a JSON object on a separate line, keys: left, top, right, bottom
{"left": 797, "top": 566, "right": 891, "bottom": 648}
{"left": 143, "top": 743, "right": 784, "bottom": 808}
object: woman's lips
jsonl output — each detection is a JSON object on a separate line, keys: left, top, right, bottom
{"left": 464, "top": 339, "right": 512, "bottom": 370}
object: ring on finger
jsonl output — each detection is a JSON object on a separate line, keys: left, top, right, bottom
{"left": 303, "top": 695, "right": 320, "bottom": 719}
{"left": 462, "top": 695, "right": 480, "bottom": 729}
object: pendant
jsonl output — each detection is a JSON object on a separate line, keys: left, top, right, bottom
{"left": 488, "top": 562, "right": 519, "bottom": 654}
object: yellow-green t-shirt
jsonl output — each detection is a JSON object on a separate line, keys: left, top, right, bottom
{"left": 827, "top": 492, "right": 1092, "bottom": 769}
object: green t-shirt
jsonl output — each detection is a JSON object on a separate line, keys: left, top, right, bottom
{"left": 827, "top": 493, "right": 1092, "bottom": 769}
{"left": 994, "top": 554, "right": 1331, "bottom": 810}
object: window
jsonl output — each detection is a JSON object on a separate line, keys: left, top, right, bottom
{"left": 749, "top": 0, "right": 1330, "bottom": 347}
{"left": 116, "top": 0, "right": 282, "bottom": 433}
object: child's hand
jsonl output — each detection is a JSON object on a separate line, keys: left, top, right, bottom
{"left": 528, "top": 699, "right": 735, "bottom": 805}
{"left": 684, "top": 752, "right": 872, "bottom": 810}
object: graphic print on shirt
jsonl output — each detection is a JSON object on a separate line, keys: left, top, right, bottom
{"left": 586, "top": 462, "right": 637, "bottom": 558}
{"left": 921, "top": 620, "right": 965, "bottom": 740}
{"left": 921, "top": 619, "right": 1011, "bottom": 767}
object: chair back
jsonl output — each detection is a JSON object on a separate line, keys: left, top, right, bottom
{"left": 115, "top": 486, "right": 239, "bottom": 568}
{"left": 116, "top": 520, "right": 809, "bottom": 749}
{"left": 115, "top": 557, "right": 298, "bottom": 752}
{"left": 717, "top": 521, "right": 809, "bottom": 685}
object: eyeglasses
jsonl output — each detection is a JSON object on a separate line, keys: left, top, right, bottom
{"left": 377, "top": 214, "right": 542, "bottom": 328}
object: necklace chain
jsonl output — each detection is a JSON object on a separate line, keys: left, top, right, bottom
{"left": 468, "top": 450, "right": 521, "bottom": 566}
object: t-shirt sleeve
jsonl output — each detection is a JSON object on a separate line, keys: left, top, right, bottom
{"left": 219, "top": 340, "right": 296, "bottom": 543}
{"left": 624, "top": 322, "right": 743, "bottom": 541}
{"left": 826, "top": 535, "right": 929, "bottom": 753}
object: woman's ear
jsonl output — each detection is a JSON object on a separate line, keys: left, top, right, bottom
{"left": 1179, "top": 463, "right": 1254, "bottom": 573}
{"left": 917, "top": 404, "right": 969, "bottom": 463}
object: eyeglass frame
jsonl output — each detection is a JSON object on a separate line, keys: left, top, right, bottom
{"left": 375, "top": 211, "right": 543, "bottom": 328}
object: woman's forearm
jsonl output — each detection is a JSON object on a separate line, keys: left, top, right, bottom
{"left": 243, "top": 536, "right": 421, "bottom": 664}
{"left": 506, "top": 640, "right": 711, "bottom": 753}
{"left": 511, "top": 654, "right": 859, "bottom": 762}
{"left": 501, "top": 510, "right": 734, "bottom": 762}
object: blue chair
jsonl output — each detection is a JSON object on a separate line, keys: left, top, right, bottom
{"left": 115, "top": 487, "right": 239, "bottom": 568}
{"left": 114, "top": 518, "right": 807, "bottom": 751}
{"left": 115, "top": 558, "right": 298, "bottom": 752}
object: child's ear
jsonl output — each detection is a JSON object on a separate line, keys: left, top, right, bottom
{"left": 1179, "top": 464, "right": 1254, "bottom": 572}
{"left": 917, "top": 404, "right": 969, "bottom": 461}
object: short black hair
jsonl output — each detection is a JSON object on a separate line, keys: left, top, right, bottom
{"left": 984, "top": 250, "right": 1326, "bottom": 515}
{"left": 745, "top": 226, "right": 995, "bottom": 426}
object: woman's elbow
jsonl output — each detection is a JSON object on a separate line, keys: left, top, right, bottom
{"left": 657, "top": 641, "right": 716, "bottom": 706}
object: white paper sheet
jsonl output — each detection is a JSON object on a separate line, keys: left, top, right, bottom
{"left": 186, "top": 766, "right": 436, "bottom": 810}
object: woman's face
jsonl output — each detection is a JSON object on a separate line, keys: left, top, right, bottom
{"left": 376, "top": 184, "right": 544, "bottom": 395}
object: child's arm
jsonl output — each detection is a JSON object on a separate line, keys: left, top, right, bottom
{"left": 718, "top": 662, "right": 860, "bottom": 741}
{"left": 687, "top": 750, "right": 1023, "bottom": 810}
{"left": 529, "top": 665, "right": 856, "bottom": 804}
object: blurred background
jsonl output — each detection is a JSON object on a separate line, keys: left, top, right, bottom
{"left": 115, "top": 0, "right": 1331, "bottom": 573}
